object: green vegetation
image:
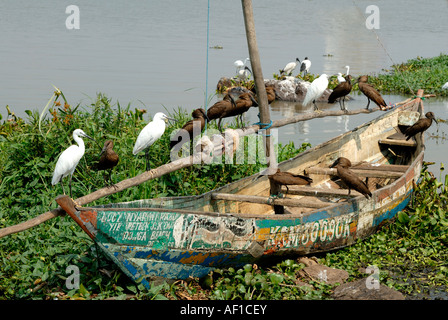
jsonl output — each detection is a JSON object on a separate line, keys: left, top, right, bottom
{"left": 368, "top": 54, "right": 448, "bottom": 96}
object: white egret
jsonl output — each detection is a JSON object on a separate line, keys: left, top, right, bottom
{"left": 337, "top": 66, "right": 350, "bottom": 83}
{"left": 345, "top": 65, "right": 350, "bottom": 75}
{"left": 442, "top": 81, "right": 448, "bottom": 90}
{"left": 337, "top": 72, "right": 346, "bottom": 83}
{"left": 133, "top": 112, "right": 175, "bottom": 171}
{"left": 280, "top": 58, "right": 300, "bottom": 76}
{"left": 234, "top": 58, "right": 250, "bottom": 75}
{"left": 52, "top": 129, "right": 96, "bottom": 198}
{"left": 300, "top": 57, "right": 311, "bottom": 76}
{"left": 302, "top": 74, "right": 330, "bottom": 111}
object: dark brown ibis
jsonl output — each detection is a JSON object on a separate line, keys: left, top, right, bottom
{"left": 357, "top": 75, "right": 387, "bottom": 110}
{"left": 207, "top": 94, "right": 235, "bottom": 120}
{"left": 251, "top": 84, "right": 276, "bottom": 104}
{"left": 268, "top": 168, "right": 313, "bottom": 195}
{"left": 170, "top": 108, "right": 208, "bottom": 150}
{"left": 94, "top": 140, "right": 119, "bottom": 187}
{"left": 328, "top": 75, "right": 352, "bottom": 111}
{"left": 330, "top": 157, "right": 371, "bottom": 198}
{"left": 207, "top": 92, "right": 257, "bottom": 131}
{"left": 404, "top": 112, "right": 438, "bottom": 141}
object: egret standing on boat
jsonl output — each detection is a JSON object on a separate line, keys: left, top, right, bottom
{"left": 303, "top": 74, "right": 330, "bottom": 111}
{"left": 52, "top": 129, "right": 96, "bottom": 198}
{"left": 300, "top": 57, "right": 311, "bottom": 76}
{"left": 133, "top": 112, "right": 175, "bottom": 171}
{"left": 280, "top": 58, "right": 300, "bottom": 76}
{"left": 404, "top": 112, "right": 438, "bottom": 141}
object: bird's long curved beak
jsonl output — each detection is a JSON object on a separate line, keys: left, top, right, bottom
{"left": 250, "top": 96, "right": 258, "bottom": 107}
{"left": 329, "top": 158, "right": 339, "bottom": 168}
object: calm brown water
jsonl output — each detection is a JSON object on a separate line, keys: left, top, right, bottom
{"left": 1, "top": 0, "right": 447, "bottom": 175}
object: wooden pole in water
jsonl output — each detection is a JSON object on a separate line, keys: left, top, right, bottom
{"left": 241, "top": 0, "right": 276, "bottom": 170}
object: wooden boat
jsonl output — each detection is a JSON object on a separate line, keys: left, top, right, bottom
{"left": 56, "top": 92, "right": 426, "bottom": 289}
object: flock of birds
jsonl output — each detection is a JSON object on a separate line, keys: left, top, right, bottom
{"left": 51, "top": 56, "right": 440, "bottom": 200}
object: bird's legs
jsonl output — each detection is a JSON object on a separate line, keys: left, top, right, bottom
{"left": 68, "top": 175, "right": 73, "bottom": 199}
{"left": 60, "top": 180, "right": 66, "bottom": 196}
{"left": 105, "top": 170, "right": 118, "bottom": 190}
{"left": 313, "top": 100, "right": 321, "bottom": 113}
{"left": 365, "top": 98, "right": 371, "bottom": 110}
{"left": 145, "top": 149, "right": 151, "bottom": 171}
{"left": 339, "top": 98, "right": 347, "bottom": 112}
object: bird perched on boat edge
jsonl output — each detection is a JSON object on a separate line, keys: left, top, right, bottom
{"left": 268, "top": 168, "right": 313, "bottom": 195}
{"left": 93, "top": 139, "right": 119, "bottom": 187}
{"left": 330, "top": 157, "right": 372, "bottom": 199}
{"left": 300, "top": 57, "right": 311, "bottom": 77}
{"left": 303, "top": 74, "right": 330, "bottom": 111}
{"left": 133, "top": 112, "right": 175, "bottom": 171}
{"left": 328, "top": 75, "right": 353, "bottom": 111}
{"left": 280, "top": 58, "right": 300, "bottom": 76}
{"left": 52, "top": 128, "right": 96, "bottom": 198}
{"left": 356, "top": 75, "right": 387, "bottom": 110}
{"left": 404, "top": 111, "right": 438, "bottom": 141}
{"left": 170, "top": 108, "right": 209, "bottom": 150}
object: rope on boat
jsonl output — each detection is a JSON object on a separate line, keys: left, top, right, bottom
{"left": 351, "top": 1, "right": 415, "bottom": 96}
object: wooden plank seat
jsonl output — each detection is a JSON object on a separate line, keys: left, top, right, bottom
{"left": 281, "top": 186, "right": 363, "bottom": 198}
{"left": 378, "top": 131, "right": 417, "bottom": 147}
{"left": 305, "top": 166, "right": 404, "bottom": 178}
{"left": 378, "top": 138, "right": 417, "bottom": 147}
{"left": 211, "top": 192, "right": 331, "bottom": 209}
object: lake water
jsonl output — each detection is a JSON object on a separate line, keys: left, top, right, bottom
{"left": 1, "top": 0, "right": 447, "bottom": 176}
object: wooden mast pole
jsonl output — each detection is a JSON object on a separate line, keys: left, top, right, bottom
{"left": 241, "top": 0, "right": 276, "bottom": 171}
